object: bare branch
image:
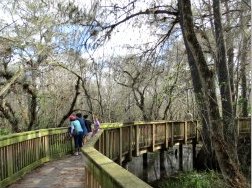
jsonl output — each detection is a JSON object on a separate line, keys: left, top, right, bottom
{"left": 102, "top": 8, "right": 178, "bottom": 33}
{"left": 0, "top": 68, "right": 23, "bottom": 97}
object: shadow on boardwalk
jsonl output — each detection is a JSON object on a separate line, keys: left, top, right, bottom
{"left": 8, "top": 154, "right": 85, "bottom": 188}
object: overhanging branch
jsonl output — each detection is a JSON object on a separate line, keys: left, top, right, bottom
{"left": 0, "top": 67, "right": 23, "bottom": 97}
{"left": 102, "top": 8, "right": 178, "bottom": 33}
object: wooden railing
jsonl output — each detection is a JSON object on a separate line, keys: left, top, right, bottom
{"left": 83, "top": 120, "right": 198, "bottom": 188}
{"left": 83, "top": 118, "right": 251, "bottom": 188}
{"left": 98, "top": 120, "right": 198, "bottom": 160}
{"left": 0, "top": 128, "right": 73, "bottom": 187}
{"left": 237, "top": 117, "right": 251, "bottom": 135}
{"left": 0, "top": 118, "right": 250, "bottom": 188}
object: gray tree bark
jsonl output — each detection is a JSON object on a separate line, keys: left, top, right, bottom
{"left": 178, "top": 0, "right": 248, "bottom": 187}
{"left": 212, "top": 0, "right": 238, "bottom": 163}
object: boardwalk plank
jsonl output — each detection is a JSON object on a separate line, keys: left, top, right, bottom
{"left": 8, "top": 154, "right": 85, "bottom": 188}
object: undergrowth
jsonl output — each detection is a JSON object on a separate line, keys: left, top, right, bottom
{"left": 150, "top": 171, "right": 227, "bottom": 188}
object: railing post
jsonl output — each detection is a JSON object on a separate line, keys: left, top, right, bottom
{"left": 102, "top": 133, "right": 105, "bottom": 155}
{"left": 44, "top": 136, "right": 50, "bottom": 158}
{"left": 7, "top": 145, "right": 13, "bottom": 176}
{"left": 129, "top": 125, "right": 133, "bottom": 161}
{"left": 35, "top": 137, "right": 40, "bottom": 161}
{"left": 105, "top": 131, "right": 110, "bottom": 158}
{"left": 196, "top": 120, "right": 199, "bottom": 142}
{"left": 165, "top": 122, "right": 169, "bottom": 148}
{"left": 179, "top": 142, "right": 183, "bottom": 171}
{"left": 237, "top": 118, "right": 240, "bottom": 136}
{"left": 135, "top": 125, "right": 140, "bottom": 156}
{"left": 184, "top": 121, "right": 188, "bottom": 144}
{"left": 119, "top": 127, "right": 122, "bottom": 165}
{"left": 171, "top": 122, "right": 174, "bottom": 146}
{"left": 152, "top": 124, "right": 155, "bottom": 152}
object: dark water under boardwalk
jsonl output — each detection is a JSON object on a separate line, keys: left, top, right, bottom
{"left": 127, "top": 145, "right": 201, "bottom": 183}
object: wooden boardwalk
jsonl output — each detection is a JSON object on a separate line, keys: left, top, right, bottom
{"left": 1, "top": 118, "right": 249, "bottom": 188}
{"left": 8, "top": 154, "right": 85, "bottom": 188}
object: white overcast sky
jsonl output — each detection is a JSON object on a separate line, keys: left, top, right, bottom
{"left": 0, "top": 0, "right": 179, "bottom": 62}
{"left": 76, "top": 0, "right": 163, "bottom": 60}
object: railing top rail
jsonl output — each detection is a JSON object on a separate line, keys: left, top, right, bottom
{"left": 123, "top": 120, "right": 198, "bottom": 124}
{"left": 102, "top": 120, "right": 199, "bottom": 130}
{"left": 82, "top": 130, "right": 152, "bottom": 188}
{"left": 0, "top": 127, "right": 68, "bottom": 147}
{"left": 236, "top": 117, "right": 251, "bottom": 120}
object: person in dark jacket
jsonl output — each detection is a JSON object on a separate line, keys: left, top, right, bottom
{"left": 76, "top": 113, "right": 88, "bottom": 144}
{"left": 83, "top": 114, "right": 92, "bottom": 141}
{"left": 83, "top": 114, "right": 92, "bottom": 132}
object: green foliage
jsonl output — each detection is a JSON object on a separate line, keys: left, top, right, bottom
{"left": 0, "top": 128, "right": 11, "bottom": 136}
{"left": 151, "top": 171, "right": 227, "bottom": 188}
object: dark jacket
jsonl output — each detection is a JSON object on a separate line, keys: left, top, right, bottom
{"left": 76, "top": 117, "right": 88, "bottom": 135}
{"left": 84, "top": 119, "right": 92, "bottom": 132}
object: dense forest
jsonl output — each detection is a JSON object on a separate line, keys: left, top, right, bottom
{"left": 0, "top": 0, "right": 250, "bottom": 187}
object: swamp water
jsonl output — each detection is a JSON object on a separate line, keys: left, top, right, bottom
{"left": 126, "top": 144, "right": 201, "bottom": 183}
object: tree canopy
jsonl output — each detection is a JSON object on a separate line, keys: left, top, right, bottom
{"left": 0, "top": 1, "right": 250, "bottom": 186}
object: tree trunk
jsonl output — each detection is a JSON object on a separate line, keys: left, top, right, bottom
{"left": 238, "top": 2, "right": 250, "bottom": 117}
{"left": 81, "top": 81, "right": 93, "bottom": 114}
{"left": 178, "top": 0, "right": 213, "bottom": 169}
{"left": 0, "top": 101, "right": 20, "bottom": 132}
{"left": 178, "top": 0, "right": 248, "bottom": 187}
{"left": 57, "top": 77, "right": 81, "bottom": 127}
{"left": 212, "top": 0, "right": 238, "bottom": 164}
{"left": 224, "top": 1, "right": 235, "bottom": 111}
{"left": 94, "top": 63, "right": 104, "bottom": 117}
{"left": 240, "top": 36, "right": 249, "bottom": 117}
{"left": 27, "top": 94, "right": 37, "bottom": 131}
{"left": 23, "top": 81, "right": 38, "bottom": 131}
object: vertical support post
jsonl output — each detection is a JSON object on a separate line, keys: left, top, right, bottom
{"left": 102, "top": 132, "right": 105, "bottom": 155}
{"left": 129, "top": 125, "right": 132, "bottom": 161}
{"left": 152, "top": 124, "right": 155, "bottom": 152}
{"left": 192, "top": 138, "right": 197, "bottom": 169}
{"left": 143, "top": 153, "right": 148, "bottom": 182}
{"left": 171, "top": 122, "right": 174, "bottom": 146}
{"left": 160, "top": 149, "right": 166, "bottom": 179}
{"left": 35, "top": 137, "right": 39, "bottom": 161}
{"left": 105, "top": 131, "right": 110, "bottom": 158}
{"left": 90, "top": 170, "right": 94, "bottom": 188}
{"left": 71, "top": 135, "right": 75, "bottom": 154}
{"left": 7, "top": 145, "right": 13, "bottom": 176}
{"left": 98, "top": 137, "right": 102, "bottom": 152}
{"left": 236, "top": 118, "right": 240, "bottom": 137}
{"left": 85, "top": 167, "right": 89, "bottom": 188}
{"left": 0, "top": 147, "right": 3, "bottom": 179}
{"left": 135, "top": 125, "right": 140, "bottom": 156}
{"left": 44, "top": 136, "right": 50, "bottom": 158}
{"left": 165, "top": 122, "right": 169, "bottom": 148}
{"left": 179, "top": 142, "right": 183, "bottom": 171}
{"left": 184, "top": 121, "right": 188, "bottom": 144}
{"left": 119, "top": 127, "right": 122, "bottom": 165}
{"left": 110, "top": 132, "right": 113, "bottom": 159}
{"left": 196, "top": 120, "right": 199, "bottom": 143}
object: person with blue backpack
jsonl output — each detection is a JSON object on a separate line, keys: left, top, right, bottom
{"left": 76, "top": 113, "right": 88, "bottom": 144}
{"left": 68, "top": 114, "right": 85, "bottom": 156}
